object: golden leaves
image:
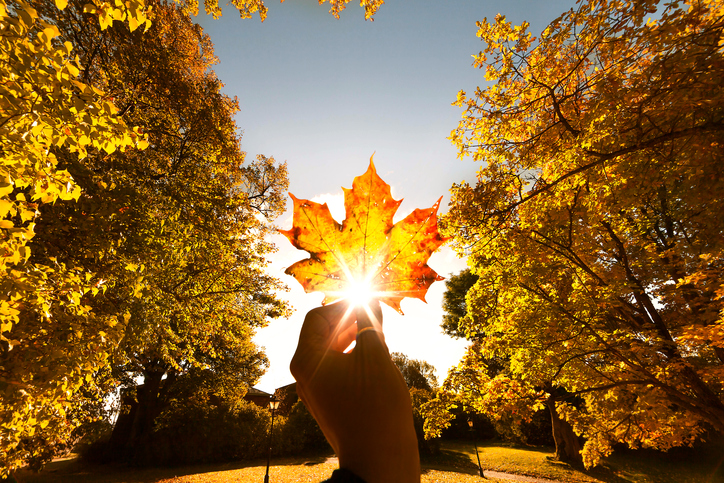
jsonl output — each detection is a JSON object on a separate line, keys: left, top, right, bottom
{"left": 0, "top": 0, "right": 153, "bottom": 473}
{"left": 181, "top": 0, "right": 383, "bottom": 22}
{"left": 444, "top": 0, "right": 724, "bottom": 469}
{"left": 281, "top": 158, "right": 445, "bottom": 314}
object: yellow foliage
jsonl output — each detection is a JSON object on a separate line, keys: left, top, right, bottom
{"left": 176, "top": 0, "right": 383, "bottom": 21}
{"left": 444, "top": 0, "right": 724, "bottom": 469}
{"left": 0, "top": 0, "right": 151, "bottom": 474}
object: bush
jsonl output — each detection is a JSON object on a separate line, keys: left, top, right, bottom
{"left": 147, "top": 399, "right": 272, "bottom": 465}
{"left": 82, "top": 398, "right": 274, "bottom": 466}
{"left": 279, "top": 400, "right": 331, "bottom": 456}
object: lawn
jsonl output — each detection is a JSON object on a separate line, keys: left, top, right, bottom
{"left": 13, "top": 440, "right": 724, "bottom": 483}
{"left": 430, "top": 440, "right": 724, "bottom": 483}
{"left": 14, "top": 454, "right": 507, "bottom": 483}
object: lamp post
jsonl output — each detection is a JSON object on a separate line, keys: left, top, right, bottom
{"left": 467, "top": 418, "right": 485, "bottom": 478}
{"left": 264, "top": 396, "right": 280, "bottom": 483}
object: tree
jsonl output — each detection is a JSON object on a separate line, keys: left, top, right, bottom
{"left": 0, "top": 0, "right": 153, "bottom": 474}
{"left": 427, "top": 341, "right": 579, "bottom": 462}
{"left": 443, "top": 0, "right": 724, "bottom": 468}
{"left": 1, "top": 0, "right": 388, "bottom": 473}
{"left": 281, "top": 400, "right": 331, "bottom": 456}
{"left": 441, "top": 268, "right": 478, "bottom": 338}
{"left": 438, "top": 270, "right": 578, "bottom": 462}
{"left": 28, "top": 0, "right": 290, "bottom": 463}
{"left": 390, "top": 352, "right": 439, "bottom": 455}
{"left": 391, "top": 352, "right": 439, "bottom": 392}
{"left": 1, "top": 0, "right": 291, "bottom": 472}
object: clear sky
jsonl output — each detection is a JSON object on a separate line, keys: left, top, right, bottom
{"left": 194, "top": 0, "right": 577, "bottom": 393}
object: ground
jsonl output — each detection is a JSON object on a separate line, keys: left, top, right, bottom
{"left": 13, "top": 440, "right": 724, "bottom": 483}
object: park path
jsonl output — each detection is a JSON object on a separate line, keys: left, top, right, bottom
{"left": 482, "top": 469, "right": 564, "bottom": 483}
{"left": 323, "top": 456, "right": 565, "bottom": 483}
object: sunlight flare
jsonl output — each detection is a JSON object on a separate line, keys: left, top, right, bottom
{"left": 343, "top": 277, "right": 376, "bottom": 308}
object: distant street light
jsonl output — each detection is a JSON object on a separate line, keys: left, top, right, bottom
{"left": 264, "top": 396, "right": 281, "bottom": 483}
{"left": 467, "top": 418, "right": 485, "bottom": 478}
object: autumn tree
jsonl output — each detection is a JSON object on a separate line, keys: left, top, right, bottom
{"left": 0, "top": 0, "right": 155, "bottom": 473}
{"left": 390, "top": 352, "right": 440, "bottom": 455}
{"left": 442, "top": 0, "right": 724, "bottom": 468}
{"left": 0, "top": 0, "right": 295, "bottom": 473}
{"left": 26, "top": 0, "right": 289, "bottom": 463}
{"left": 1, "top": 0, "right": 390, "bottom": 473}
{"left": 431, "top": 272, "right": 569, "bottom": 458}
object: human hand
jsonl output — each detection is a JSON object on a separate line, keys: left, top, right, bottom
{"left": 290, "top": 300, "right": 420, "bottom": 483}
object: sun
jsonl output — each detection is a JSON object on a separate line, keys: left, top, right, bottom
{"left": 344, "top": 278, "right": 377, "bottom": 308}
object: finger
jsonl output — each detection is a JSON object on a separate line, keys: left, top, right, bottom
{"left": 356, "top": 298, "right": 382, "bottom": 331}
{"left": 292, "top": 301, "right": 356, "bottom": 381}
{"left": 324, "top": 302, "right": 357, "bottom": 352}
{"left": 299, "top": 300, "right": 355, "bottom": 350}
{"left": 354, "top": 299, "right": 387, "bottom": 352}
{"left": 334, "top": 320, "right": 358, "bottom": 353}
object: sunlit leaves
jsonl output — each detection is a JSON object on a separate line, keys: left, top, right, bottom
{"left": 444, "top": 0, "right": 724, "bottom": 468}
{"left": 281, "top": 159, "right": 445, "bottom": 314}
{"left": 18, "top": 1, "right": 288, "bottom": 468}
{"left": 0, "top": 0, "right": 155, "bottom": 473}
{"left": 179, "top": 0, "right": 384, "bottom": 21}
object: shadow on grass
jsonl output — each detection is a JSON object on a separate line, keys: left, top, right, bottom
{"left": 434, "top": 440, "right": 724, "bottom": 483}
{"left": 420, "top": 447, "right": 481, "bottom": 476}
{"left": 15, "top": 451, "right": 336, "bottom": 483}
{"left": 16, "top": 441, "right": 724, "bottom": 483}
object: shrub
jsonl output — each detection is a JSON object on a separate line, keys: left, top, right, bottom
{"left": 279, "top": 400, "right": 331, "bottom": 456}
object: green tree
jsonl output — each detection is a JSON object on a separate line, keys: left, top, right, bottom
{"left": 441, "top": 268, "right": 478, "bottom": 339}
{"left": 443, "top": 0, "right": 724, "bottom": 468}
{"left": 391, "top": 352, "right": 439, "bottom": 455}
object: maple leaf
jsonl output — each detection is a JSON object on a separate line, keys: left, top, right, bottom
{"left": 280, "top": 158, "right": 446, "bottom": 314}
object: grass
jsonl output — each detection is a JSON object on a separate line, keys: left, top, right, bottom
{"left": 14, "top": 440, "right": 724, "bottom": 483}
{"left": 428, "top": 440, "right": 724, "bottom": 483}
{"left": 15, "top": 454, "right": 508, "bottom": 483}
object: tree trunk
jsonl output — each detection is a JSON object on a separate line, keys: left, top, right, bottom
{"left": 107, "top": 366, "right": 169, "bottom": 463}
{"left": 546, "top": 398, "right": 582, "bottom": 466}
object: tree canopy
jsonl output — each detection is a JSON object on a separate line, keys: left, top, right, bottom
{"left": 1, "top": 0, "right": 292, "bottom": 473}
{"left": 391, "top": 351, "right": 439, "bottom": 392}
{"left": 441, "top": 0, "right": 724, "bottom": 468}
{"left": 1, "top": 0, "right": 392, "bottom": 473}
{"left": 0, "top": 0, "right": 152, "bottom": 472}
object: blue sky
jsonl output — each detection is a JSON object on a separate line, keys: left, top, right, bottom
{"left": 194, "top": 0, "right": 577, "bottom": 392}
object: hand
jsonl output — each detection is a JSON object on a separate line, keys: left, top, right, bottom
{"left": 290, "top": 300, "right": 420, "bottom": 483}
